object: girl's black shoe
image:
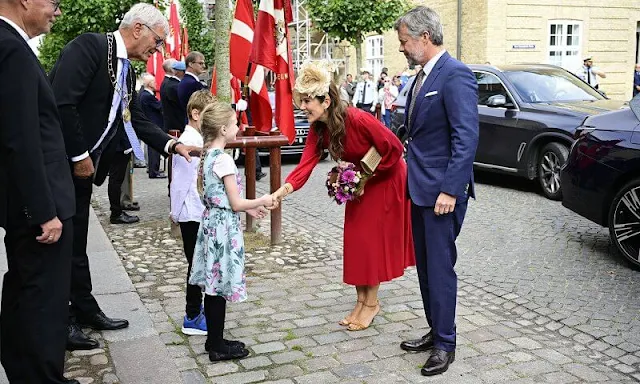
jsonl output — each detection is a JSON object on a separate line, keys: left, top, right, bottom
{"left": 205, "top": 339, "right": 246, "bottom": 352}
{"left": 208, "top": 345, "right": 250, "bottom": 362}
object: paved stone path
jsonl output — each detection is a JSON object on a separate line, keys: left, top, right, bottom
{"left": 87, "top": 158, "right": 640, "bottom": 383}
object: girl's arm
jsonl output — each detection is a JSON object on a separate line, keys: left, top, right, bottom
{"left": 223, "top": 175, "right": 273, "bottom": 212}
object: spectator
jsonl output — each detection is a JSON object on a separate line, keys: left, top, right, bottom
{"left": 576, "top": 57, "right": 606, "bottom": 90}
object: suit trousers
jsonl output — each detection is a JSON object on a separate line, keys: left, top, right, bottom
{"left": 108, "top": 152, "right": 131, "bottom": 217}
{"left": 147, "top": 147, "right": 162, "bottom": 177}
{"left": 1, "top": 217, "right": 72, "bottom": 383}
{"left": 69, "top": 175, "right": 101, "bottom": 320}
{"left": 179, "top": 221, "right": 204, "bottom": 319}
{"left": 120, "top": 155, "right": 136, "bottom": 207}
{"left": 411, "top": 201, "right": 467, "bottom": 352}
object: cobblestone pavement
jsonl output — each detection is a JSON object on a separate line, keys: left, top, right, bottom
{"left": 81, "top": 158, "right": 640, "bottom": 383}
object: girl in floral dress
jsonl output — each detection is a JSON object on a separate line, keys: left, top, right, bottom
{"left": 189, "top": 100, "right": 274, "bottom": 362}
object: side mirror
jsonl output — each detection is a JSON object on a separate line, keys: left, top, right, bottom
{"left": 487, "top": 94, "right": 507, "bottom": 108}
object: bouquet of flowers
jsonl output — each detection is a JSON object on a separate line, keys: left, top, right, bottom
{"left": 326, "top": 162, "right": 369, "bottom": 205}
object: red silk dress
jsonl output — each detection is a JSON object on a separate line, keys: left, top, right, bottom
{"left": 286, "top": 107, "right": 415, "bottom": 285}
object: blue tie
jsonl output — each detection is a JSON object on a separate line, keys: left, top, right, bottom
{"left": 120, "top": 59, "right": 145, "bottom": 160}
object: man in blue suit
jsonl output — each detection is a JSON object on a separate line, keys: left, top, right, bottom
{"left": 395, "top": 6, "right": 479, "bottom": 376}
{"left": 178, "top": 51, "right": 207, "bottom": 123}
{"left": 633, "top": 64, "right": 640, "bottom": 98}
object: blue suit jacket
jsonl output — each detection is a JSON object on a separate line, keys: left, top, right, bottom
{"left": 139, "top": 90, "right": 164, "bottom": 130}
{"left": 405, "top": 51, "right": 479, "bottom": 207}
{"left": 634, "top": 71, "right": 640, "bottom": 96}
{"left": 177, "top": 74, "right": 206, "bottom": 123}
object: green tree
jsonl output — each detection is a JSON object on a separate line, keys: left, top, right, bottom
{"left": 179, "top": 0, "right": 214, "bottom": 62}
{"left": 305, "top": 0, "right": 409, "bottom": 76}
{"left": 38, "top": 0, "right": 161, "bottom": 72}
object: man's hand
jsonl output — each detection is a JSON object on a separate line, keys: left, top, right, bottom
{"left": 175, "top": 143, "right": 202, "bottom": 162}
{"left": 369, "top": 104, "right": 377, "bottom": 112}
{"left": 73, "top": 157, "right": 94, "bottom": 179}
{"left": 36, "top": 216, "right": 63, "bottom": 244}
{"left": 434, "top": 192, "right": 456, "bottom": 216}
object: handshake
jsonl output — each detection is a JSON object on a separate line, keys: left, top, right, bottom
{"left": 247, "top": 183, "right": 292, "bottom": 219}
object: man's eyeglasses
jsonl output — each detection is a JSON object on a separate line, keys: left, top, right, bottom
{"left": 143, "top": 24, "right": 165, "bottom": 49}
{"left": 50, "top": 0, "right": 61, "bottom": 11}
{"left": 194, "top": 61, "right": 206, "bottom": 67}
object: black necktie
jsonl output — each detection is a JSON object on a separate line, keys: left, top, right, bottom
{"left": 360, "top": 83, "right": 367, "bottom": 105}
{"left": 587, "top": 69, "right": 591, "bottom": 84}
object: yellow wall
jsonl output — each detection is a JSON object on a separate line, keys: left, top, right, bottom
{"left": 374, "top": 0, "right": 640, "bottom": 100}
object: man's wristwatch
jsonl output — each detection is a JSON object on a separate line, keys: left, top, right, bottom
{"left": 170, "top": 141, "right": 182, "bottom": 154}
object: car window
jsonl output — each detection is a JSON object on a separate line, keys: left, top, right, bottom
{"left": 504, "top": 69, "right": 604, "bottom": 103}
{"left": 475, "top": 72, "right": 511, "bottom": 106}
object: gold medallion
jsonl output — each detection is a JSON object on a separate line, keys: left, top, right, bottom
{"left": 123, "top": 107, "right": 131, "bottom": 123}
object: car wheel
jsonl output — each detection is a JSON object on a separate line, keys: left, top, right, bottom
{"left": 608, "top": 179, "right": 640, "bottom": 269}
{"left": 537, "top": 142, "right": 568, "bottom": 200}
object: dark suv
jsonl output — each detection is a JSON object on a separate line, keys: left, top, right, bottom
{"left": 391, "top": 64, "right": 626, "bottom": 200}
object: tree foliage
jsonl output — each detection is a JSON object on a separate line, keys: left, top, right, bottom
{"left": 305, "top": 0, "right": 409, "bottom": 74}
{"left": 179, "top": 0, "right": 214, "bottom": 61}
{"left": 38, "top": 0, "right": 160, "bottom": 72}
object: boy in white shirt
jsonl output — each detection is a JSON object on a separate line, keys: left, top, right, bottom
{"left": 170, "top": 90, "right": 216, "bottom": 335}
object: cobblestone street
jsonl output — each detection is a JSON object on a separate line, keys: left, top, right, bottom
{"left": 73, "top": 158, "right": 640, "bottom": 383}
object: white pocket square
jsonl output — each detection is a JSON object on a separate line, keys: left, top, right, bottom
{"left": 425, "top": 91, "right": 438, "bottom": 97}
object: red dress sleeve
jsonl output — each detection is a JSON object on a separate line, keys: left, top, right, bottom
{"left": 285, "top": 126, "right": 324, "bottom": 191}
{"left": 355, "top": 110, "right": 403, "bottom": 172}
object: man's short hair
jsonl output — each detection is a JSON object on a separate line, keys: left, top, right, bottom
{"left": 162, "top": 58, "right": 177, "bottom": 74}
{"left": 187, "top": 90, "right": 216, "bottom": 118}
{"left": 185, "top": 51, "right": 204, "bottom": 67}
{"left": 120, "top": 3, "right": 169, "bottom": 36}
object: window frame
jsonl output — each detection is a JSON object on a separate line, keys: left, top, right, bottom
{"left": 547, "top": 20, "right": 583, "bottom": 71}
{"left": 365, "top": 35, "right": 384, "bottom": 79}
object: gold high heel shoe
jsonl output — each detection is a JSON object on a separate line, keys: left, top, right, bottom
{"left": 339, "top": 300, "right": 363, "bottom": 326}
{"left": 347, "top": 300, "right": 380, "bottom": 331}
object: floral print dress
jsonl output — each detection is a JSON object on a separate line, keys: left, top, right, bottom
{"left": 189, "top": 149, "right": 247, "bottom": 302}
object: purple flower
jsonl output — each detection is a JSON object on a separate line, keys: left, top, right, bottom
{"left": 341, "top": 169, "right": 356, "bottom": 183}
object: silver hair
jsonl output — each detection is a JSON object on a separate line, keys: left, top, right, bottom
{"left": 142, "top": 73, "right": 155, "bottom": 87}
{"left": 120, "top": 3, "right": 169, "bottom": 36}
{"left": 163, "top": 58, "right": 177, "bottom": 74}
{"left": 394, "top": 6, "right": 443, "bottom": 46}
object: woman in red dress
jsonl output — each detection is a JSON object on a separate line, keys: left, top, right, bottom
{"left": 272, "top": 62, "right": 415, "bottom": 331}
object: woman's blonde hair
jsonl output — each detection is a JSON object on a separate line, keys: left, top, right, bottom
{"left": 197, "top": 99, "right": 236, "bottom": 196}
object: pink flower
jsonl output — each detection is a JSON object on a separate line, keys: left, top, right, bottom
{"left": 213, "top": 197, "right": 221, "bottom": 205}
{"left": 231, "top": 239, "right": 238, "bottom": 249}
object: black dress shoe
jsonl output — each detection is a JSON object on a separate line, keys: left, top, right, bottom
{"left": 208, "top": 345, "right": 250, "bottom": 362}
{"left": 110, "top": 212, "right": 140, "bottom": 224}
{"left": 256, "top": 172, "right": 267, "bottom": 181}
{"left": 400, "top": 332, "right": 434, "bottom": 352}
{"left": 77, "top": 311, "right": 129, "bottom": 331}
{"left": 67, "top": 324, "right": 99, "bottom": 351}
{"left": 421, "top": 348, "right": 455, "bottom": 376}
{"left": 149, "top": 172, "right": 167, "bottom": 179}
{"left": 122, "top": 203, "right": 140, "bottom": 211}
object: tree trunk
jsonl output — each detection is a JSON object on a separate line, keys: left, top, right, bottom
{"left": 354, "top": 39, "right": 363, "bottom": 79}
{"left": 214, "top": 1, "right": 230, "bottom": 102}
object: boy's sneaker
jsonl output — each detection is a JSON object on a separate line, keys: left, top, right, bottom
{"left": 181, "top": 313, "right": 207, "bottom": 335}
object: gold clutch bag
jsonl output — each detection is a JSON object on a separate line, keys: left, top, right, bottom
{"left": 360, "top": 146, "right": 381, "bottom": 175}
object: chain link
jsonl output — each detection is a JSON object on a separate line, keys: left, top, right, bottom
{"left": 106, "top": 33, "right": 133, "bottom": 108}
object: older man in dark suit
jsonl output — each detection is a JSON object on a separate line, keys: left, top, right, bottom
{"left": 139, "top": 73, "right": 166, "bottom": 178}
{"left": 395, "top": 6, "right": 479, "bottom": 377}
{"left": 160, "top": 58, "right": 185, "bottom": 133}
{"left": 50, "top": 3, "right": 198, "bottom": 351}
{"left": 0, "top": 0, "right": 77, "bottom": 382}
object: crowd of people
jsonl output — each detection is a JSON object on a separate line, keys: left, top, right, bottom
{"left": 1, "top": 1, "right": 479, "bottom": 382}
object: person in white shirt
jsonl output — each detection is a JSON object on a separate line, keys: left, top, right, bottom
{"left": 352, "top": 69, "right": 377, "bottom": 115}
{"left": 377, "top": 78, "right": 399, "bottom": 128}
{"left": 576, "top": 57, "right": 606, "bottom": 90}
{"left": 170, "top": 90, "right": 216, "bottom": 336}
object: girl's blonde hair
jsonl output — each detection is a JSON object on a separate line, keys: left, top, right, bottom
{"left": 197, "top": 99, "right": 236, "bottom": 196}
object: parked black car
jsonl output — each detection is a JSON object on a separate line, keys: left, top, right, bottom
{"left": 561, "top": 96, "right": 640, "bottom": 268}
{"left": 391, "top": 64, "right": 626, "bottom": 200}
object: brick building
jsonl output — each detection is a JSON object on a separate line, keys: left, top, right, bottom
{"left": 345, "top": 0, "right": 640, "bottom": 100}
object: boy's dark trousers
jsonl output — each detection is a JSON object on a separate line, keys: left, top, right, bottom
{"left": 179, "top": 221, "right": 204, "bottom": 319}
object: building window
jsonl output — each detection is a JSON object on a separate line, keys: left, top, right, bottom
{"left": 366, "top": 35, "right": 384, "bottom": 79}
{"left": 548, "top": 21, "right": 582, "bottom": 71}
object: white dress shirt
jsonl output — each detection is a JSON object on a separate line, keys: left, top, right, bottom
{"left": 352, "top": 80, "right": 376, "bottom": 105}
{"left": 417, "top": 49, "right": 447, "bottom": 88}
{"left": 0, "top": 16, "right": 29, "bottom": 41}
{"left": 170, "top": 125, "right": 205, "bottom": 223}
